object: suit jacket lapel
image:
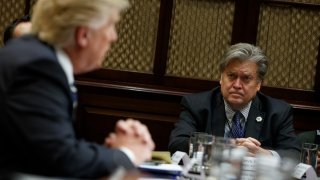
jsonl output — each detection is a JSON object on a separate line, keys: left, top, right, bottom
{"left": 245, "top": 95, "right": 265, "bottom": 139}
{"left": 211, "top": 92, "right": 227, "bottom": 137}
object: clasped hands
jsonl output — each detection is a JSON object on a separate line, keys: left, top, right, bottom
{"left": 104, "top": 118, "right": 155, "bottom": 166}
{"left": 235, "top": 137, "right": 272, "bottom": 156}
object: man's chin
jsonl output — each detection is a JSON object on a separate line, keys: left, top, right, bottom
{"left": 227, "top": 99, "right": 244, "bottom": 109}
{"left": 75, "top": 64, "right": 101, "bottom": 75}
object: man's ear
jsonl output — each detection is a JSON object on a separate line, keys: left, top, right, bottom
{"left": 256, "top": 81, "right": 261, "bottom": 91}
{"left": 75, "top": 26, "right": 90, "bottom": 48}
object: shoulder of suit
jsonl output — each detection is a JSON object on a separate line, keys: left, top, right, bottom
{"left": 0, "top": 36, "right": 55, "bottom": 70}
{"left": 8, "top": 35, "right": 55, "bottom": 58}
{"left": 182, "top": 87, "right": 221, "bottom": 106}
{"left": 184, "top": 87, "right": 219, "bottom": 98}
{"left": 256, "top": 91, "right": 291, "bottom": 108}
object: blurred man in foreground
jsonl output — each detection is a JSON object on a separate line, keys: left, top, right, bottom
{"left": 0, "top": 0, "right": 154, "bottom": 178}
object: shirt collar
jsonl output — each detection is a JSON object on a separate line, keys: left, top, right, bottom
{"left": 55, "top": 47, "right": 74, "bottom": 85}
{"left": 224, "top": 100, "right": 252, "bottom": 122}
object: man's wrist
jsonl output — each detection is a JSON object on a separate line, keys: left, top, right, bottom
{"left": 268, "top": 149, "right": 280, "bottom": 158}
{"left": 119, "top": 147, "right": 136, "bottom": 164}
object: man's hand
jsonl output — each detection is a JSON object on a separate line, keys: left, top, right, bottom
{"left": 235, "top": 137, "right": 271, "bottom": 156}
{"left": 104, "top": 119, "right": 155, "bottom": 166}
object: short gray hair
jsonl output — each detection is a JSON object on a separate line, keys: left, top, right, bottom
{"left": 31, "top": 0, "right": 129, "bottom": 47}
{"left": 219, "top": 43, "right": 268, "bottom": 81}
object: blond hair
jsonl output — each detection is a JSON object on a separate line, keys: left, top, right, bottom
{"left": 31, "top": 0, "right": 129, "bottom": 47}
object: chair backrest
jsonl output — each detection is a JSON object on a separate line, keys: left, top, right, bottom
{"left": 297, "top": 131, "right": 316, "bottom": 145}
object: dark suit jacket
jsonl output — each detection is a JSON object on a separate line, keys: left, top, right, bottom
{"left": 0, "top": 36, "right": 134, "bottom": 178}
{"left": 168, "top": 87, "right": 301, "bottom": 160}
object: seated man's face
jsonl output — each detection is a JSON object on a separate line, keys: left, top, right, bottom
{"left": 220, "top": 59, "right": 261, "bottom": 110}
{"left": 13, "top": 22, "right": 32, "bottom": 38}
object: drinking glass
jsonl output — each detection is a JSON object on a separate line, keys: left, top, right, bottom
{"left": 300, "top": 143, "right": 318, "bottom": 171}
{"left": 188, "top": 132, "right": 213, "bottom": 174}
{"left": 209, "top": 136, "right": 246, "bottom": 179}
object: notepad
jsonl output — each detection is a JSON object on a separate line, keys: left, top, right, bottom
{"left": 152, "top": 151, "right": 172, "bottom": 164}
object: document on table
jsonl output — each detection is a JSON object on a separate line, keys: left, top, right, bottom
{"left": 139, "top": 163, "right": 183, "bottom": 176}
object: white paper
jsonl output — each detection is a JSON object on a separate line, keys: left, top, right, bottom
{"left": 242, "top": 156, "right": 256, "bottom": 171}
{"left": 292, "top": 163, "right": 317, "bottom": 180}
{"left": 171, "top": 151, "right": 190, "bottom": 165}
{"left": 241, "top": 156, "right": 256, "bottom": 180}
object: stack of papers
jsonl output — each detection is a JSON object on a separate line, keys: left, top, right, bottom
{"left": 139, "top": 163, "right": 183, "bottom": 176}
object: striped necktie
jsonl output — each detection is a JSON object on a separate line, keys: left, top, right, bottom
{"left": 231, "top": 111, "right": 244, "bottom": 138}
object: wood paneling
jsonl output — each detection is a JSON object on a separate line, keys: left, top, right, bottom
{"left": 75, "top": 79, "right": 182, "bottom": 151}
{"left": 76, "top": 107, "right": 177, "bottom": 151}
{"left": 75, "top": 79, "right": 320, "bottom": 150}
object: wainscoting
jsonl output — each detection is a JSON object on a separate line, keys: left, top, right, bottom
{"left": 75, "top": 79, "right": 320, "bottom": 151}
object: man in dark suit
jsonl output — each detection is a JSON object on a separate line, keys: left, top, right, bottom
{"left": 169, "top": 43, "right": 300, "bottom": 160}
{"left": 3, "top": 15, "right": 31, "bottom": 45}
{"left": 0, "top": 0, "right": 154, "bottom": 178}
